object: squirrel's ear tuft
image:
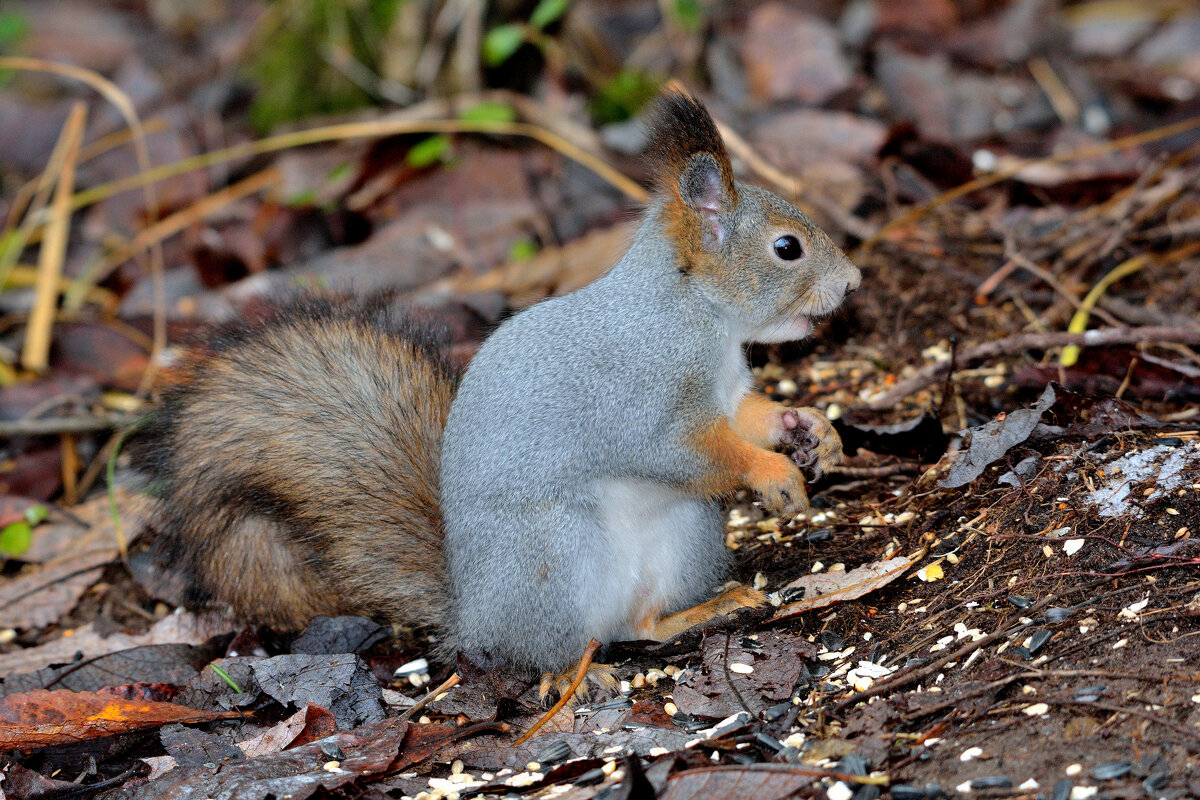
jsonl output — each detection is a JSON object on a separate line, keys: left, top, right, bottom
{"left": 645, "top": 89, "right": 737, "bottom": 211}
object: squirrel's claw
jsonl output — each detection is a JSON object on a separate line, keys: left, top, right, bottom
{"left": 538, "top": 662, "right": 619, "bottom": 708}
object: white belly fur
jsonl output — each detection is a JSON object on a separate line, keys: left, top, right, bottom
{"left": 589, "top": 478, "right": 711, "bottom": 640}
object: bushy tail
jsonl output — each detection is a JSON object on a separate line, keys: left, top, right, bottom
{"left": 130, "top": 296, "right": 455, "bottom": 630}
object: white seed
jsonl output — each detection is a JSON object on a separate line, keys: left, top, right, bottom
{"left": 828, "top": 782, "right": 854, "bottom": 800}
{"left": 664, "top": 702, "right": 679, "bottom": 716}
{"left": 960, "top": 746, "right": 983, "bottom": 761}
{"left": 1065, "top": 763, "right": 1082, "bottom": 776}
{"left": 1063, "top": 538, "right": 1084, "bottom": 556}
{"left": 728, "top": 662, "right": 754, "bottom": 674}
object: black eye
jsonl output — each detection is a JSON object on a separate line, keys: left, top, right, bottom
{"left": 773, "top": 235, "right": 803, "bottom": 260}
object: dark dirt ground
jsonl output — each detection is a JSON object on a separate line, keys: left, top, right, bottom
{"left": 1, "top": 1, "right": 1200, "bottom": 798}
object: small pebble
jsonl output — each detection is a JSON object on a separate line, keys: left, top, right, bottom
{"left": 1090, "top": 761, "right": 1131, "bottom": 781}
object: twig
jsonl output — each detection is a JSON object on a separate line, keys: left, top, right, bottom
{"left": 858, "top": 113, "right": 1200, "bottom": 253}
{"left": 0, "top": 413, "right": 142, "bottom": 438}
{"left": 514, "top": 639, "right": 601, "bottom": 746}
{"left": 71, "top": 116, "right": 650, "bottom": 212}
{"left": 399, "top": 672, "right": 462, "bottom": 722}
{"left": 866, "top": 326, "right": 1200, "bottom": 409}
{"left": 830, "top": 578, "right": 1109, "bottom": 712}
{"left": 825, "top": 463, "right": 919, "bottom": 479}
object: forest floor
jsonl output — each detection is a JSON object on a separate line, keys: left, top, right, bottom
{"left": 1, "top": 1, "right": 1199, "bottom": 799}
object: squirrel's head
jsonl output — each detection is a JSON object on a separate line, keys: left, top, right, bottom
{"left": 646, "top": 90, "right": 861, "bottom": 344}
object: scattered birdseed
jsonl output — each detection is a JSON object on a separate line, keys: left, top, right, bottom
{"left": 1063, "top": 539, "right": 1084, "bottom": 555}
{"left": 505, "top": 772, "right": 543, "bottom": 787}
{"left": 1023, "top": 702, "right": 1049, "bottom": 716}
{"left": 811, "top": 561, "right": 825, "bottom": 573}
{"left": 971, "top": 777, "right": 1012, "bottom": 790}
{"left": 1020, "top": 779, "right": 1039, "bottom": 790}
{"left": 1070, "top": 787, "right": 1097, "bottom": 800}
{"left": 729, "top": 662, "right": 754, "bottom": 674}
{"left": 919, "top": 564, "right": 944, "bottom": 582}
{"left": 960, "top": 746, "right": 983, "bottom": 761}
{"left": 1051, "top": 780, "right": 1072, "bottom": 800}
{"left": 828, "top": 782, "right": 854, "bottom": 800}
{"left": 1112, "top": 638, "right": 1128, "bottom": 649}
{"left": 394, "top": 658, "right": 428, "bottom": 678}
{"left": 1090, "top": 761, "right": 1131, "bottom": 781}
{"left": 1065, "top": 764, "right": 1082, "bottom": 776}
{"left": 322, "top": 761, "right": 342, "bottom": 773}
{"left": 955, "top": 780, "right": 973, "bottom": 793}
{"left": 664, "top": 702, "right": 678, "bottom": 716}
{"left": 1119, "top": 597, "right": 1149, "bottom": 619}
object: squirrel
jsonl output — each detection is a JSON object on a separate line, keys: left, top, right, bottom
{"left": 132, "top": 91, "right": 861, "bottom": 700}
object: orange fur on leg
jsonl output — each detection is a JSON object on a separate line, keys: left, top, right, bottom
{"left": 689, "top": 418, "right": 809, "bottom": 512}
{"left": 642, "top": 586, "right": 769, "bottom": 641}
{"left": 731, "top": 393, "right": 791, "bottom": 449}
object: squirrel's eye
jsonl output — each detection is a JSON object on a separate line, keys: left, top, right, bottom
{"left": 773, "top": 235, "right": 803, "bottom": 261}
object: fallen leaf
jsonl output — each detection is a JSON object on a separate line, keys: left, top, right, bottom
{"left": 670, "top": 631, "right": 817, "bottom": 718}
{"left": 773, "top": 556, "right": 915, "bottom": 621}
{"left": 142, "top": 704, "right": 339, "bottom": 779}
{"left": 119, "top": 718, "right": 410, "bottom": 800}
{"left": 0, "top": 490, "right": 148, "bottom": 630}
{"left": 252, "top": 654, "right": 385, "bottom": 729}
{"left": 0, "top": 611, "right": 234, "bottom": 681}
{"left": 0, "top": 689, "right": 238, "bottom": 753}
{"left": 662, "top": 765, "right": 819, "bottom": 800}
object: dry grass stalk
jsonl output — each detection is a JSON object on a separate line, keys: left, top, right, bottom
{"left": 20, "top": 102, "right": 87, "bottom": 373}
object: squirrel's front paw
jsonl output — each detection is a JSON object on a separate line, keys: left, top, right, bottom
{"left": 782, "top": 407, "right": 843, "bottom": 479}
{"left": 749, "top": 452, "right": 809, "bottom": 513}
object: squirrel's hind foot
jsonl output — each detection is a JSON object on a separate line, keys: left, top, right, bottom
{"left": 538, "top": 662, "right": 620, "bottom": 708}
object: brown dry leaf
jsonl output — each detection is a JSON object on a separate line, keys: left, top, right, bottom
{"left": 0, "top": 610, "right": 234, "bottom": 678}
{"left": 0, "top": 688, "right": 238, "bottom": 752}
{"left": 143, "top": 703, "right": 339, "bottom": 779}
{"left": 0, "top": 490, "right": 149, "bottom": 629}
{"left": 662, "top": 765, "right": 817, "bottom": 800}
{"left": 772, "top": 556, "right": 915, "bottom": 621}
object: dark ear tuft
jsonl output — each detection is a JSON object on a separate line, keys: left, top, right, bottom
{"left": 644, "top": 88, "right": 736, "bottom": 207}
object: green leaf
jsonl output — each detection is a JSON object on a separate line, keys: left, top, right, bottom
{"left": 483, "top": 24, "right": 526, "bottom": 67}
{"left": 0, "top": 521, "right": 32, "bottom": 558}
{"left": 406, "top": 135, "right": 451, "bottom": 168}
{"left": 507, "top": 238, "right": 538, "bottom": 261}
{"left": 672, "top": 0, "right": 704, "bottom": 33}
{"left": 23, "top": 504, "right": 48, "bottom": 525}
{"left": 0, "top": 12, "right": 30, "bottom": 49}
{"left": 529, "top": 0, "right": 568, "bottom": 30}
{"left": 591, "top": 70, "right": 663, "bottom": 124}
{"left": 458, "top": 102, "right": 517, "bottom": 123}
